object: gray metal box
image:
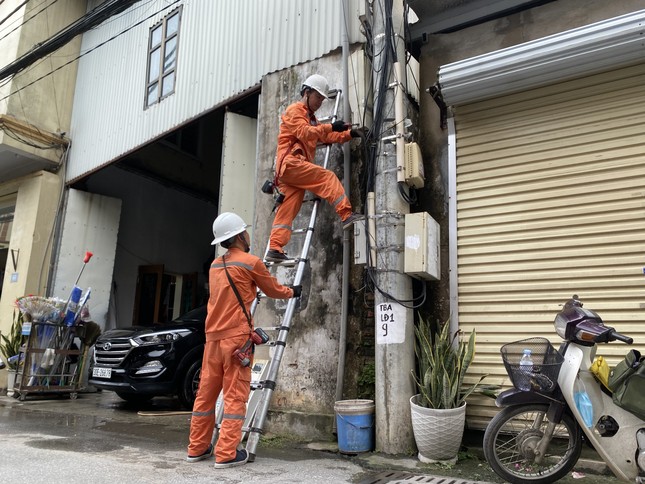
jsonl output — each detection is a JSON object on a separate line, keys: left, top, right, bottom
{"left": 404, "top": 212, "right": 440, "bottom": 280}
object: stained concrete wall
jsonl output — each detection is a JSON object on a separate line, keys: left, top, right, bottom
{"left": 253, "top": 51, "right": 369, "bottom": 438}
{"left": 1, "top": 0, "right": 84, "bottom": 164}
{"left": 0, "top": 171, "right": 63, "bottom": 389}
{"left": 416, "top": 0, "right": 645, "bottom": 323}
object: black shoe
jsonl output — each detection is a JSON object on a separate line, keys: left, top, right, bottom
{"left": 265, "top": 249, "right": 288, "bottom": 262}
{"left": 342, "top": 213, "right": 363, "bottom": 230}
{"left": 186, "top": 443, "right": 213, "bottom": 462}
{"left": 214, "top": 449, "right": 249, "bottom": 469}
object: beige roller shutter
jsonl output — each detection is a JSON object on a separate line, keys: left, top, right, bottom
{"left": 453, "top": 63, "right": 645, "bottom": 427}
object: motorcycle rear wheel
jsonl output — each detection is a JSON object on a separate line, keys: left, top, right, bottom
{"left": 483, "top": 403, "right": 582, "bottom": 484}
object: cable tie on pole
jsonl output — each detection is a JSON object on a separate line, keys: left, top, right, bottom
{"left": 375, "top": 244, "right": 404, "bottom": 252}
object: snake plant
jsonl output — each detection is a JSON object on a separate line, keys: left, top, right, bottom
{"left": 413, "top": 316, "right": 490, "bottom": 409}
{"left": 0, "top": 310, "right": 23, "bottom": 370}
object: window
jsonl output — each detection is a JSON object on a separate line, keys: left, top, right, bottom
{"left": 0, "top": 196, "right": 16, "bottom": 250}
{"left": 145, "top": 7, "right": 182, "bottom": 108}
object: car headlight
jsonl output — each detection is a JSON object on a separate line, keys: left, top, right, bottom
{"left": 131, "top": 329, "right": 193, "bottom": 346}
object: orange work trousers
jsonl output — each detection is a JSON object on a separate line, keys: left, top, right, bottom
{"left": 270, "top": 155, "right": 352, "bottom": 251}
{"left": 187, "top": 334, "right": 251, "bottom": 462}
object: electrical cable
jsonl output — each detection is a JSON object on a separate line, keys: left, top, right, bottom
{"left": 0, "top": 0, "right": 181, "bottom": 103}
{"left": 361, "top": 0, "right": 426, "bottom": 310}
{"left": 0, "top": 0, "right": 59, "bottom": 46}
{"left": 0, "top": 0, "right": 29, "bottom": 29}
{"left": 0, "top": 0, "right": 145, "bottom": 82}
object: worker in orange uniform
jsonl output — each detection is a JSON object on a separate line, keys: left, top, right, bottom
{"left": 187, "top": 212, "right": 300, "bottom": 468}
{"left": 265, "top": 74, "right": 363, "bottom": 262}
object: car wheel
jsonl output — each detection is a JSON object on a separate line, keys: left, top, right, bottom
{"left": 116, "top": 392, "right": 154, "bottom": 404}
{"left": 178, "top": 358, "right": 202, "bottom": 410}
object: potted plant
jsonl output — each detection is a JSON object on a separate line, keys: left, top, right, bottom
{"left": 1, "top": 310, "right": 24, "bottom": 396}
{"left": 410, "top": 315, "right": 491, "bottom": 464}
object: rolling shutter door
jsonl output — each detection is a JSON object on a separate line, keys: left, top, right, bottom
{"left": 454, "top": 63, "right": 645, "bottom": 427}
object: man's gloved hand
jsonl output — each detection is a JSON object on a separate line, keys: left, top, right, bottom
{"left": 350, "top": 127, "right": 366, "bottom": 138}
{"left": 331, "top": 120, "right": 349, "bottom": 132}
{"left": 291, "top": 285, "right": 302, "bottom": 298}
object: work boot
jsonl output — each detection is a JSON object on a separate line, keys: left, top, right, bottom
{"left": 265, "top": 249, "right": 288, "bottom": 262}
{"left": 214, "top": 449, "right": 249, "bottom": 469}
{"left": 342, "top": 213, "right": 363, "bottom": 230}
{"left": 186, "top": 444, "right": 213, "bottom": 462}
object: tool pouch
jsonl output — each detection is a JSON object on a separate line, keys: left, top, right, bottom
{"left": 608, "top": 349, "right": 641, "bottom": 391}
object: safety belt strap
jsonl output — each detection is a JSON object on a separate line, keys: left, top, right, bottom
{"left": 222, "top": 255, "right": 253, "bottom": 331}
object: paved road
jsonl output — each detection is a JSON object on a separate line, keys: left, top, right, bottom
{"left": 0, "top": 391, "right": 623, "bottom": 484}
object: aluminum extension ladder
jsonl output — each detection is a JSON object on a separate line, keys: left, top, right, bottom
{"left": 211, "top": 90, "right": 344, "bottom": 462}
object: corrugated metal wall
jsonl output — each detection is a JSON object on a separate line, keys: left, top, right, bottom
{"left": 453, "top": 63, "right": 645, "bottom": 427}
{"left": 68, "top": 0, "right": 364, "bottom": 182}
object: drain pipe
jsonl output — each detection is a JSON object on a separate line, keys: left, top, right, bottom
{"left": 335, "top": 0, "right": 351, "bottom": 410}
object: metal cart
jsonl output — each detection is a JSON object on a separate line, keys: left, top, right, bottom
{"left": 13, "top": 321, "right": 86, "bottom": 401}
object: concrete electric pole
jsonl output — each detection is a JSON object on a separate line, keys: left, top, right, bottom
{"left": 371, "top": 0, "right": 416, "bottom": 454}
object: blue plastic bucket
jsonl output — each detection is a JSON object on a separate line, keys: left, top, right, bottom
{"left": 334, "top": 399, "right": 375, "bottom": 453}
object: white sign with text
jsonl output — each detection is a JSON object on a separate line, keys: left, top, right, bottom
{"left": 376, "top": 301, "right": 406, "bottom": 345}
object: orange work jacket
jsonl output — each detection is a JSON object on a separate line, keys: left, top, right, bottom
{"left": 275, "top": 101, "right": 351, "bottom": 179}
{"left": 205, "top": 247, "right": 293, "bottom": 341}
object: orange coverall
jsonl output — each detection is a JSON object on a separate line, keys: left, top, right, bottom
{"left": 187, "top": 247, "right": 293, "bottom": 462}
{"left": 269, "top": 101, "right": 353, "bottom": 253}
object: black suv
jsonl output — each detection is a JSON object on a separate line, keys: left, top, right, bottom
{"left": 89, "top": 306, "right": 205, "bottom": 408}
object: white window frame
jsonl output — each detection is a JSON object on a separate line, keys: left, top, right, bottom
{"left": 144, "top": 6, "right": 182, "bottom": 108}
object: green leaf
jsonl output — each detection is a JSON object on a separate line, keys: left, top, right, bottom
{"left": 411, "top": 314, "right": 496, "bottom": 409}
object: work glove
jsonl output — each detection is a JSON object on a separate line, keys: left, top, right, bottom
{"left": 291, "top": 285, "right": 302, "bottom": 298}
{"left": 350, "top": 127, "right": 366, "bottom": 138}
{"left": 331, "top": 120, "right": 349, "bottom": 132}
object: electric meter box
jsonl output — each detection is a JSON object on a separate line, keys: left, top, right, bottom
{"left": 404, "top": 212, "right": 440, "bottom": 280}
{"left": 404, "top": 142, "right": 425, "bottom": 189}
{"left": 353, "top": 219, "right": 367, "bottom": 265}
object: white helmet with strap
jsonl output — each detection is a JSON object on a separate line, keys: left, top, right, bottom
{"left": 211, "top": 212, "right": 249, "bottom": 245}
{"left": 301, "top": 74, "right": 329, "bottom": 99}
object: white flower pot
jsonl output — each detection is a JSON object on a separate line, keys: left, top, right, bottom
{"left": 6, "top": 369, "right": 16, "bottom": 397}
{"left": 409, "top": 394, "right": 466, "bottom": 464}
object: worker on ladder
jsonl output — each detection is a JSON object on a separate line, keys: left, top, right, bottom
{"left": 186, "top": 212, "right": 301, "bottom": 468}
{"left": 265, "top": 73, "right": 364, "bottom": 262}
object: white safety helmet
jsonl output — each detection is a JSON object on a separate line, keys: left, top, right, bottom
{"left": 211, "top": 212, "right": 249, "bottom": 246}
{"left": 301, "top": 74, "right": 329, "bottom": 99}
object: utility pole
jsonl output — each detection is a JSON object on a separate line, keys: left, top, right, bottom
{"left": 372, "top": 0, "right": 415, "bottom": 453}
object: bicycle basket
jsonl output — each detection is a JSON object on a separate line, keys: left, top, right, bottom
{"left": 501, "top": 337, "right": 564, "bottom": 394}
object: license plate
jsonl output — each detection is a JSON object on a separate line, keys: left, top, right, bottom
{"left": 93, "top": 367, "right": 112, "bottom": 378}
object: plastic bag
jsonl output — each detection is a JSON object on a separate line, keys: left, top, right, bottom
{"left": 590, "top": 356, "right": 610, "bottom": 390}
{"left": 574, "top": 378, "right": 594, "bottom": 428}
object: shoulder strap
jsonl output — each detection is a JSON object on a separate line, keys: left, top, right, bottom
{"left": 222, "top": 255, "right": 252, "bottom": 330}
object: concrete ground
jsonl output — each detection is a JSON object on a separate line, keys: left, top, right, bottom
{"left": 0, "top": 390, "right": 623, "bottom": 484}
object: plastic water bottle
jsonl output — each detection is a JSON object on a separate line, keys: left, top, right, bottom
{"left": 518, "top": 349, "right": 534, "bottom": 391}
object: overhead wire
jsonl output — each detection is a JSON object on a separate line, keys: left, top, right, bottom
{"left": 360, "top": 0, "right": 425, "bottom": 310}
{"left": 0, "top": 0, "right": 58, "bottom": 46}
{"left": 0, "top": 0, "right": 29, "bottom": 29}
{"left": 0, "top": 0, "right": 181, "bottom": 104}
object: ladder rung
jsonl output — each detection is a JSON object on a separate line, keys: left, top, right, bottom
{"left": 225, "top": 89, "right": 342, "bottom": 460}
{"left": 264, "top": 259, "right": 298, "bottom": 268}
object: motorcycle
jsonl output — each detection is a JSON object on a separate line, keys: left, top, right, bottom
{"left": 483, "top": 295, "right": 645, "bottom": 483}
